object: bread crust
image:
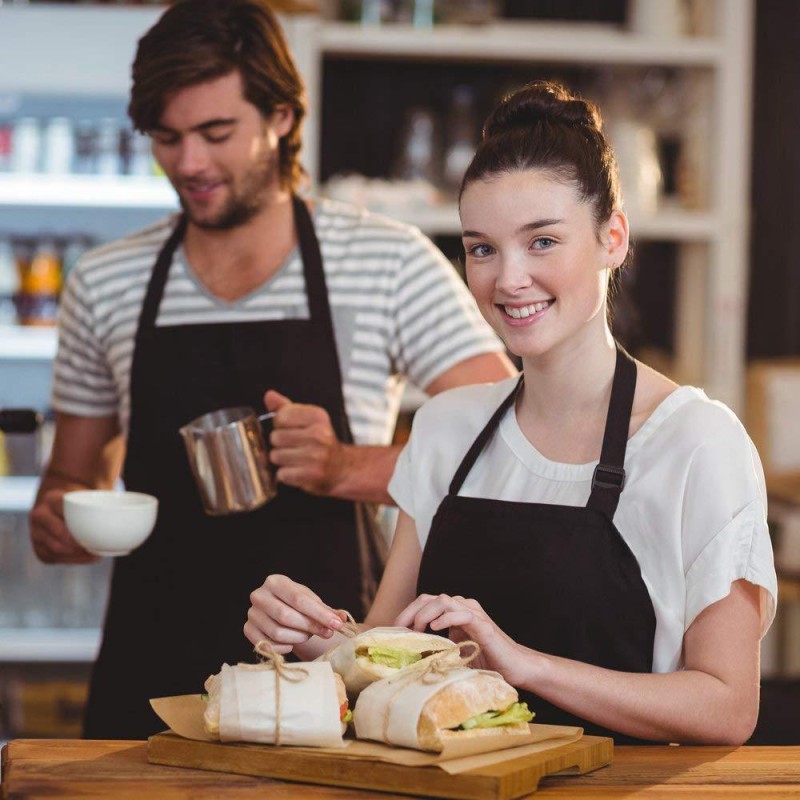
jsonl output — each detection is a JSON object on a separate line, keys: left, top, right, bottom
{"left": 416, "top": 672, "right": 521, "bottom": 751}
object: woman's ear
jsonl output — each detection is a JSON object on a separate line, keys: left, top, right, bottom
{"left": 601, "top": 210, "right": 629, "bottom": 270}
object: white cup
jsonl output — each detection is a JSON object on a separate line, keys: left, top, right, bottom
{"left": 63, "top": 490, "right": 158, "bottom": 557}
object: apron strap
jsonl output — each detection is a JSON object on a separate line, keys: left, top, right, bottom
{"left": 449, "top": 376, "right": 522, "bottom": 495}
{"left": 137, "top": 215, "right": 187, "bottom": 333}
{"left": 292, "top": 196, "right": 355, "bottom": 446}
{"left": 586, "top": 344, "right": 637, "bottom": 520}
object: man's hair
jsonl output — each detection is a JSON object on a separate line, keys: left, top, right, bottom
{"left": 129, "top": 0, "right": 307, "bottom": 190}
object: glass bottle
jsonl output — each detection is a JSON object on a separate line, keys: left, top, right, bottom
{"left": 0, "top": 238, "right": 21, "bottom": 326}
{"left": 20, "top": 239, "right": 61, "bottom": 326}
{"left": 442, "top": 85, "right": 478, "bottom": 196}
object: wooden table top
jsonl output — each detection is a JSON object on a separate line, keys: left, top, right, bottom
{"left": 3, "top": 739, "right": 800, "bottom": 799}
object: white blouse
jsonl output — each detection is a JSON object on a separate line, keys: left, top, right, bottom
{"left": 388, "top": 376, "right": 778, "bottom": 674}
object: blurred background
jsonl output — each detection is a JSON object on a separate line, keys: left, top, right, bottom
{"left": 0, "top": 0, "right": 799, "bottom": 742}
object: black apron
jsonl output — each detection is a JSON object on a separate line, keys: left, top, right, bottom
{"left": 84, "top": 198, "right": 380, "bottom": 739}
{"left": 417, "top": 346, "right": 657, "bottom": 745}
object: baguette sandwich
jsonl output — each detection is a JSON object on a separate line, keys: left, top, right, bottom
{"left": 203, "top": 660, "right": 350, "bottom": 746}
{"left": 354, "top": 666, "right": 533, "bottom": 751}
{"left": 322, "top": 626, "right": 455, "bottom": 698}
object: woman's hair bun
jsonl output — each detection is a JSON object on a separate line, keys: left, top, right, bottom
{"left": 484, "top": 81, "right": 601, "bottom": 139}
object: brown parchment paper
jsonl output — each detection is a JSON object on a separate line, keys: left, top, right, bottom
{"left": 150, "top": 694, "right": 583, "bottom": 774}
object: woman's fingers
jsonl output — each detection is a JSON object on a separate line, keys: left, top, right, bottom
{"left": 397, "top": 594, "right": 480, "bottom": 631}
{"left": 247, "top": 574, "right": 345, "bottom": 650}
{"left": 243, "top": 620, "right": 293, "bottom": 654}
{"left": 393, "top": 593, "right": 436, "bottom": 628}
{"left": 427, "top": 610, "right": 475, "bottom": 632}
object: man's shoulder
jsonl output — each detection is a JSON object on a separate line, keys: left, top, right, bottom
{"left": 314, "top": 197, "right": 429, "bottom": 249}
{"left": 72, "top": 214, "right": 179, "bottom": 284}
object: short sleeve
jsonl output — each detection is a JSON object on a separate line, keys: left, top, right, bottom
{"left": 388, "top": 231, "right": 503, "bottom": 390}
{"left": 388, "top": 388, "right": 463, "bottom": 548}
{"left": 51, "top": 262, "right": 119, "bottom": 417}
{"left": 682, "top": 417, "right": 777, "bottom": 636}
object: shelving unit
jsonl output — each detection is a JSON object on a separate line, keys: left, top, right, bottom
{"left": 0, "top": 629, "right": 100, "bottom": 663}
{"left": 0, "top": 2, "right": 755, "bottom": 673}
{"left": 320, "top": 19, "right": 725, "bottom": 66}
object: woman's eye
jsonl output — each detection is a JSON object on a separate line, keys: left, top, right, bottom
{"left": 532, "top": 237, "right": 556, "bottom": 250}
{"left": 466, "top": 243, "right": 494, "bottom": 258}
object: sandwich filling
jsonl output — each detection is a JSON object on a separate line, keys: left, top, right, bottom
{"left": 455, "top": 701, "right": 533, "bottom": 731}
{"left": 357, "top": 645, "right": 441, "bottom": 670}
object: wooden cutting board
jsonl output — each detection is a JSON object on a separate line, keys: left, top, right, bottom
{"left": 147, "top": 732, "right": 612, "bottom": 800}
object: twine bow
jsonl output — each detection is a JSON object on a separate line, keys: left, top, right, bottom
{"left": 335, "top": 609, "right": 360, "bottom": 638}
{"left": 418, "top": 639, "right": 481, "bottom": 683}
{"left": 381, "top": 640, "right": 483, "bottom": 742}
{"left": 253, "top": 639, "right": 309, "bottom": 746}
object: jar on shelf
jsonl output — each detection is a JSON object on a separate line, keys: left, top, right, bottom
{"left": 0, "top": 120, "right": 12, "bottom": 173}
{"left": 42, "top": 117, "right": 75, "bottom": 175}
{"left": 11, "top": 117, "right": 41, "bottom": 174}
{"left": 392, "top": 107, "right": 441, "bottom": 186}
{"left": 73, "top": 120, "right": 98, "bottom": 175}
{"left": 442, "top": 85, "right": 478, "bottom": 196}
{"left": 19, "top": 239, "right": 61, "bottom": 327}
{"left": 0, "top": 238, "right": 21, "bottom": 326}
{"left": 96, "top": 118, "right": 122, "bottom": 176}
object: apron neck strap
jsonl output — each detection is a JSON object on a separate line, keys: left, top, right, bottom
{"left": 448, "top": 344, "right": 637, "bottom": 520}
{"left": 138, "top": 214, "right": 187, "bottom": 333}
{"left": 448, "top": 375, "right": 522, "bottom": 495}
{"left": 136, "top": 198, "right": 331, "bottom": 332}
{"left": 292, "top": 195, "right": 334, "bottom": 326}
{"left": 586, "top": 344, "right": 637, "bottom": 520}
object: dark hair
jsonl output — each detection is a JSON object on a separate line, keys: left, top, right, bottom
{"left": 128, "top": 0, "right": 307, "bottom": 190}
{"left": 460, "top": 81, "right": 621, "bottom": 229}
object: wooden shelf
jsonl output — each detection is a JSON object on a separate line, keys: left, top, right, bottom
{"left": 321, "top": 21, "right": 722, "bottom": 66}
{"left": 379, "top": 202, "right": 717, "bottom": 241}
{"left": 0, "top": 476, "right": 38, "bottom": 513}
{"left": 0, "top": 325, "right": 58, "bottom": 361}
{"left": 0, "top": 174, "right": 176, "bottom": 211}
{"left": 0, "top": 628, "right": 100, "bottom": 662}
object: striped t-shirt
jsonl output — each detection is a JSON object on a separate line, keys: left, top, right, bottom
{"left": 53, "top": 198, "right": 503, "bottom": 445}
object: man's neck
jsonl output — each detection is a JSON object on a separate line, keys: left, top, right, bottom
{"left": 182, "top": 191, "right": 297, "bottom": 302}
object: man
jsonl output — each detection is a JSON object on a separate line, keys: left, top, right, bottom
{"left": 29, "top": 0, "right": 514, "bottom": 739}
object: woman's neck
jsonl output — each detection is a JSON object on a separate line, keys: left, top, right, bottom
{"left": 515, "top": 327, "right": 618, "bottom": 463}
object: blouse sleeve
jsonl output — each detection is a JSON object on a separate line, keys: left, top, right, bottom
{"left": 682, "top": 411, "right": 777, "bottom": 636}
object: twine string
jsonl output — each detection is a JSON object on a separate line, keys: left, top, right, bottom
{"left": 381, "top": 639, "right": 483, "bottom": 742}
{"left": 253, "top": 639, "right": 309, "bottom": 746}
{"left": 335, "top": 608, "right": 360, "bottom": 638}
{"left": 419, "top": 639, "right": 481, "bottom": 683}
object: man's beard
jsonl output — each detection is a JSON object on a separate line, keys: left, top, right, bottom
{"left": 179, "top": 150, "right": 280, "bottom": 231}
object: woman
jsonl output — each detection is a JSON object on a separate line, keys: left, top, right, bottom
{"left": 245, "top": 81, "right": 777, "bottom": 745}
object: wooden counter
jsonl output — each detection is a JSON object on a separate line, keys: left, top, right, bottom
{"left": 3, "top": 739, "right": 800, "bottom": 799}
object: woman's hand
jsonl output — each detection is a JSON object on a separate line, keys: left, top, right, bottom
{"left": 244, "top": 574, "right": 347, "bottom": 655}
{"left": 395, "top": 593, "right": 530, "bottom": 686}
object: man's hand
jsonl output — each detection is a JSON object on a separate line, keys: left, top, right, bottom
{"left": 265, "top": 390, "right": 349, "bottom": 496}
{"left": 30, "top": 488, "right": 100, "bottom": 565}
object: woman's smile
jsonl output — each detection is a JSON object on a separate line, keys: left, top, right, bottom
{"left": 498, "top": 298, "right": 555, "bottom": 325}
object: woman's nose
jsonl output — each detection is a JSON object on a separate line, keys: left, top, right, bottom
{"left": 495, "top": 255, "right": 533, "bottom": 295}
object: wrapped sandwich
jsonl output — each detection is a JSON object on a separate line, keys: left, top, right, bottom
{"left": 353, "top": 665, "right": 533, "bottom": 752}
{"left": 322, "top": 626, "right": 454, "bottom": 698}
{"left": 203, "top": 656, "right": 350, "bottom": 747}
